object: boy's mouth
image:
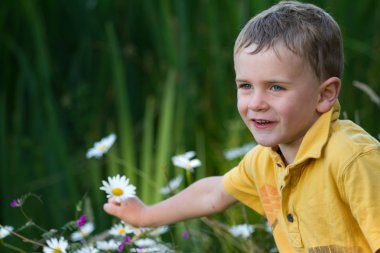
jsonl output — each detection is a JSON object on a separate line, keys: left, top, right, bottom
{"left": 252, "top": 119, "right": 274, "bottom": 128}
{"left": 254, "top": 119, "right": 271, "bottom": 125}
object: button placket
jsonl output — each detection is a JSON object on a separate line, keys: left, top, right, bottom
{"left": 287, "top": 213, "right": 294, "bottom": 222}
{"left": 285, "top": 210, "right": 302, "bottom": 247}
{"left": 275, "top": 161, "right": 287, "bottom": 193}
{"left": 282, "top": 165, "right": 304, "bottom": 248}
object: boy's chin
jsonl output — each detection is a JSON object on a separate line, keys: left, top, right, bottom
{"left": 258, "top": 143, "right": 277, "bottom": 148}
{"left": 254, "top": 139, "right": 278, "bottom": 148}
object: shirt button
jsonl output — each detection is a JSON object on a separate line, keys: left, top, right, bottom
{"left": 276, "top": 163, "right": 282, "bottom": 168}
{"left": 287, "top": 214, "right": 294, "bottom": 222}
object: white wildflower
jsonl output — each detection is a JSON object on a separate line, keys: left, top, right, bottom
{"left": 130, "top": 243, "right": 173, "bottom": 253}
{"left": 133, "top": 226, "right": 151, "bottom": 237}
{"left": 229, "top": 224, "right": 255, "bottom": 239}
{"left": 148, "top": 225, "right": 169, "bottom": 236}
{"left": 74, "top": 245, "right": 99, "bottom": 253}
{"left": 43, "top": 237, "right": 69, "bottom": 253}
{"left": 96, "top": 239, "right": 119, "bottom": 250}
{"left": 223, "top": 143, "right": 256, "bottom": 160}
{"left": 172, "top": 151, "right": 201, "bottom": 172}
{"left": 0, "top": 225, "right": 13, "bottom": 239}
{"left": 134, "top": 238, "right": 157, "bottom": 248}
{"left": 265, "top": 221, "right": 272, "bottom": 233}
{"left": 108, "top": 222, "right": 135, "bottom": 237}
{"left": 100, "top": 174, "right": 136, "bottom": 203}
{"left": 130, "top": 245, "right": 169, "bottom": 253}
{"left": 160, "top": 175, "right": 183, "bottom": 195}
{"left": 86, "top": 133, "right": 116, "bottom": 159}
{"left": 70, "top": 222, "right": 95, "bottom": 241}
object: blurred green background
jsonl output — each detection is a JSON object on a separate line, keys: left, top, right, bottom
{"left": 1, "top": 0, "right": 379, "bottom": 251}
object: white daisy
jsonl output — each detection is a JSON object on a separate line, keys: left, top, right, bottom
{"left": 100, "top": 175, "right": 136, "bottom": 203}
{"left": 134, "top": 238, "right": 157, "bottom": 248}
{"left": 70, "top": 222, "right": 95, "bottom": 241}
{"left": 130, "top": 226, "right": 151, "bottom": 237}
{"left": 108, "top": 222, "right": 135, "bottom": 237}
{"left": 223, "top": 142, "right": 256, "bottom": 160}
{"left": 43, "top": 237, "right": 69, "bottom": 253}
{"left": 160, "top": 175, "right": 183, "bottom": 195}
{"left": 86, "top": 133, "right": 116, "bottom": 159}
{"left": 74, "top": 245, "right": 99, "bottom": 253}
{"left": 228, "top": 224, "right": 255, "bottom": 239}
{"left": 0, "top": 225, "right": 13, "bottom": 239}
{"left": 171, "top": 151, "right": 201, "bottom": 172}
{"left": 130, "top": 242, "right": 172, "bottom": 253}
{"left": 265, "top": 221, "right": 272, "bottom": 233}
{"left": 130, "top": 246, "right": 166, "bottom": 253}
{"left": 96, "top": 239, "right": 119, "bottom": 250}
{"left": 148, "top": 225, "right": 169, "bottom": 236}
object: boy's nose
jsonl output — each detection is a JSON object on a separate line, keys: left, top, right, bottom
{"left": 248, "top": 91, "right": 268, "bottom": 111}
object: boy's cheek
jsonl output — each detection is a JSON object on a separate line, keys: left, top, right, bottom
{"left": 237, "top": 100, "right": 248, "bottom": 117}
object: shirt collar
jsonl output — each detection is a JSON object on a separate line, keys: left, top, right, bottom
{"left": 268, "top": 101, "right": 340, "bottom": 166}
{"left": 294, "top": 101, "right": 340, "bottom": 163}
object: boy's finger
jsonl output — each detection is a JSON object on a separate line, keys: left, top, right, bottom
{"left": 103, "top": 202, "right": 122, "bottom": 218}
{"left": 107, "top": 197, "right": 119, "bottom": 205}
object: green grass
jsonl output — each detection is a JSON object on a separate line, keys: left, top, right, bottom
{"left": 1, "top": 0, "right": 379, "bottom": 252}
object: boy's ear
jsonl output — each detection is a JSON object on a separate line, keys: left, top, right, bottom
{"left": 316, "top": 77, "right": 341, "bottom": 113}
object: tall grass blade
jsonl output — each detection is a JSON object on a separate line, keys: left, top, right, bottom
{"left": 159, "top": 0, "right": 177, "bottom": 66}
{"left": 106, "top": 23, "right": 136, "bottom": 182}
{"left": 22, "top": 0, "right": 79, "bottom": 223}
{"left": 0, "top": 72, "right": 7, "bottom": 224}
{"left": 140, "top": 97, "right": 155, "bottom": 203}
{"left": 353, "top": 80, "right": 380, "bottom": 107}
{"left": 153, "top": 69, "right": 176, "bottom": 202}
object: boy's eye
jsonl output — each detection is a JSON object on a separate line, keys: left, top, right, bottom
{"left": 238, "top": 83, "right": 252, "bottom": 90}
{"left": 270, "top": 84, "right": 284, "bottom": 91}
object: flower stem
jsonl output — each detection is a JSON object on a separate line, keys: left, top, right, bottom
{"left": 29, "top": 221, "right": 49, "bottom": 233}
{"left": 109, "top": 155, "right": 157, "bottom": 187}
{"left": 1, "top": 240, "right": 26, "bottom": 253}
{"left": 186, "top": 170, "right": 192, "bottom": 185}
{"left": 4, "top": 228, "right": 46, "bottom": 248}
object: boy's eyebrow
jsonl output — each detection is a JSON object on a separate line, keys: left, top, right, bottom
{"left": 264, "top": 79, "right": 290, "bottom": 84}
{"left": 235, "top": 78, "right": 249, "bottom": 83}
{"left": 235, "top": 78, "right": 290, "bottom": 84}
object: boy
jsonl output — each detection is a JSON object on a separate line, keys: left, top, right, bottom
{"left": 104, "top": 1, "right": 380, "bottom": 252}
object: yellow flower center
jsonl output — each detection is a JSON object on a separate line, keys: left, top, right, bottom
{"left": 53, "top": 248, "right": 62, "bottom": 253}
{"left": 98, "top": 144, "right": 107, "bottom": 151}
{"left": 112, "top": 187, "right": 124, "bottom": 196}
{"left": 118, "top": 228, "right": 125, "bottom": 235}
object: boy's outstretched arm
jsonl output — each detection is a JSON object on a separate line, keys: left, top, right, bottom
{"left": 103, "top": 176, "right": 236, "bottom": 227}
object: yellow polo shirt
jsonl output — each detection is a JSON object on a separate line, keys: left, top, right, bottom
{"left": 223, "top": 102, "right": 380, "bottom": 252}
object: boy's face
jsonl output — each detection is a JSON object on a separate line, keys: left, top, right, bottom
{"left": 235, "top": 44, "right": 322, "bottom": 152}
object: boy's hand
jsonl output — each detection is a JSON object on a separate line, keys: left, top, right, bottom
{"left": 103, "top": 197, "right": 147, "bottom": 227}
{"left": 103, "top": 177, "right": 236, "bottom": 227}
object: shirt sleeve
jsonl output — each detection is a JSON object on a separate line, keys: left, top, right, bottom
{"left": 341, "top": 148, "right": 380, "bottom": 252}
{"left": 222, "top": 152, "right": 264, "bottom": 215}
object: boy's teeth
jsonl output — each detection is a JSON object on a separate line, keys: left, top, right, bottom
{"left": 257, "top": 120, "right": 270, "bottom": 124}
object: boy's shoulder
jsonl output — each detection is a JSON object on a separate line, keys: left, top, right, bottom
{"left": 325, "top": 119, "right": 380, "bottom": 166}
{"left": 330, "top": 119, "right": 379, "bottom": 151}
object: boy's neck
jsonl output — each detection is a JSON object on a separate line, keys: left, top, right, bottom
{"left": 278, "top": 139, "right": 303, "bottom": 166}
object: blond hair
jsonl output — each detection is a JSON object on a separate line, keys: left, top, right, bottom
{"left": 234, "top": 1, "right": 343, "bottom": 81}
